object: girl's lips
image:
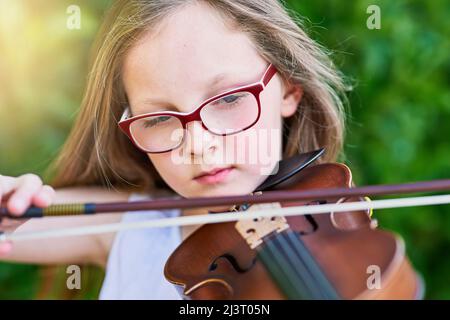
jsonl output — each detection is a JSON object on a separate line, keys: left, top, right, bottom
{"left": 193, "top": 167, "right": 234, "bottom": 185}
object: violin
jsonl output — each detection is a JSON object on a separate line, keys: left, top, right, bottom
{"left": 164, "top": 149, "right": 422, "bottom": 299}
{"left": 2, "top": 149, "right": 450, "bottom": 299}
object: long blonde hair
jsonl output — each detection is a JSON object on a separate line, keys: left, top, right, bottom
{"left": 47, "top": 0, "right": 348, "bottom": 194}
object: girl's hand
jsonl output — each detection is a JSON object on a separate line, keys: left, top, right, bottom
{"left": 0, "top": 174, "right": 56, "bottom": 255}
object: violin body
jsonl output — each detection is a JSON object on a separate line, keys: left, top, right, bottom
{"left": 164, "top": 163, "right": 423, "bottom": 299}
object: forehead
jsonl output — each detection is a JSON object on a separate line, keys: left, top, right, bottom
{"left": 122, "top": 2, "right": 266, "bottom": 109}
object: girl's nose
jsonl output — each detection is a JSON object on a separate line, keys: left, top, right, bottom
{"left": 184, "top": 121, "right": 218, "bottom": 157}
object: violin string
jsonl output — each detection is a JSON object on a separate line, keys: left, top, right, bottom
{"left": 1, "top": 194, "right": 450, "bottom": 242}
{"left": 274, "top": 230, "right": 337, "bottom": 299}
{"left": 258, "top": 236, "right": 311, "bottom": 299}
{"left": 271, "top": 232, "right": 324, "bottom": 298}
{"left": 285, "top": 230, "right": 340, "bottom": 299}
{"left": 257, "top": 243, "right": 305, "bottom": 299}
{"left": 268, "top": 233, "right": 317, "bottom": 298}
{"left": 283, "top": 231, "right": 331, "bottom": 298}
{"left": 276, "top": 232, "right": 327, "bottom": 299}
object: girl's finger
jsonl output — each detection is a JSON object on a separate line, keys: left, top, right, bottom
{"left": 0, "top": 175, "right": 19, "bottom": 204}
{"left": 31, "top": 185, "right": 56, "bottom": 207}
{"left": 7, "top": 174, "right": 43, "bottom": 216}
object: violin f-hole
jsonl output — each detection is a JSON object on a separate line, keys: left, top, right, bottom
{"left": 297, "top": 214, "right": 319, "bottom": 235}
{"left": 295, "top": 200, "right": 324, "bottom": 235}
{"left": 209, "top": 254, "right": 256, "bottom": 273}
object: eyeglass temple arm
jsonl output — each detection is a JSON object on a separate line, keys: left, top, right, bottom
{"left": 262, "top": 64, "right": 277, "bottom": 88}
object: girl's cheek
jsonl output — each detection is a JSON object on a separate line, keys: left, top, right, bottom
{"left": 253, "top": 98, "right": 284, "bottom": 175}
{"left": 148, "top": 153, "right": 177, "bottom": 178}
{"left": 224, "top": 89, "right": 284, "bottom": 176}
{"left": 231, "top": 124, "right": 282, "bottom": 177}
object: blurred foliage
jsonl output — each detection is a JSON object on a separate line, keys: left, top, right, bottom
{"left": 0, "top": 0, "right": 449, "bottom": 299}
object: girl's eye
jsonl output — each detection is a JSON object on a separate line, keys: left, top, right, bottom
{"left": 222, "top": 95, "right": 240, "bottom": 104}
{"left": 143, "top": 116, "right": 172, "bottom": 128}
{"left": 213, "top": 93, "right": 244, "bottom": 107}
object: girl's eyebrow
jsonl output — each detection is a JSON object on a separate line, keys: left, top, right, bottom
{"left": 208, "top": 71, "right": 251, "bottom": 94}
{"left": 210, "top": 73, "right": 229, "bottom": 89}
{"left": 134, "top": 72, "right": 239, "bottom": 114}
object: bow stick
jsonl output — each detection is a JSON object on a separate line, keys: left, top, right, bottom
{"left": 1, "top": 179, "right": 450, "bottom": 242}
{"left": 1, "top": 179, "right": 450, "bottom": 218}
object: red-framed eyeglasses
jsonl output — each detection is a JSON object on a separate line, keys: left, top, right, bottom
{"left": 118, "top": 63, "right": 278, "bottom": 153}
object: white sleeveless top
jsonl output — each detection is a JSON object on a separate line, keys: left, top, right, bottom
{"left": 99, "top": 192, "right": 183, "bottom": 299}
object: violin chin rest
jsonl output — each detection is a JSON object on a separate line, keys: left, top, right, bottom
{"left": 255, "top": 148, "right": 325, "bottom": 192}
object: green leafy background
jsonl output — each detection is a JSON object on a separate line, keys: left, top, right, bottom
{"left": 0, "top": 0, "right": 449, "bottom": 299}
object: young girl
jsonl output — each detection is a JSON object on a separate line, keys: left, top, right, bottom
{"left": 0, "top": 0, "right": 346, "bottom": 299}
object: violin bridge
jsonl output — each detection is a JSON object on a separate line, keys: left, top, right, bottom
{"left": 235, "top": 202, "right": 289, "bottom": 249}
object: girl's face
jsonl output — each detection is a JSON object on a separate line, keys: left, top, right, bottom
{"left": 123, "top": 2, "right": 302, "bottom": 198}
